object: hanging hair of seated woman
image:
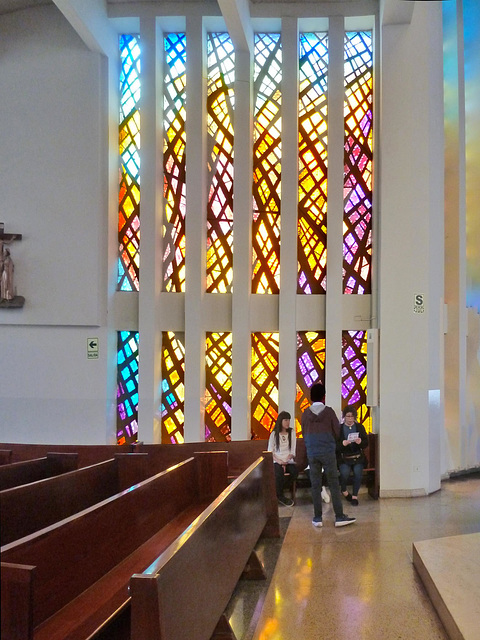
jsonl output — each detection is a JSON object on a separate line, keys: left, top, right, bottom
{"left": 273, "top": 410, "right": 293, "bottom": 451}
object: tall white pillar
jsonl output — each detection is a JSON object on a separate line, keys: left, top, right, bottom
{"left": 325, "top": 16, "right": 345, "bottom": 416}
{"left": 231, "top": 45, "right": 253, "bottom": 440}
{"left": 378, "top": 2, "right": 444, "bottom": 495}
{"left": 138, "top": 17, "right": 163, "bottom": 443}
{"left": 278, "top": 17, "right": 299, "bottom": 420}
{"left": 183, "top": 16, "right": 207, "bottom": 442}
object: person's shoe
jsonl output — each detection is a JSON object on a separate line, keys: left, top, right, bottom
{"left": 335, "top": 514, "right": 356, "bottom": 527}
{"left": 343, "top": 492, "right": 353, "bottom": 502}
{"left": 321, "top": 486, "right": 331, "bottom": 503}
{"left": 351, "top": 498, "right": 359, "bottom": 506}
{"left": 312, "top": 517, "right": 323, "bottom": 527}
{"left": 278, "top": 496, "right": 294, "bottom": 507}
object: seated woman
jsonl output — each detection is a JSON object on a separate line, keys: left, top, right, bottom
{"left": 337, "top": 405, "right": 369, "bottom": 506}
{"left": 268, "top": 411, "right": 298, "bottom": 506}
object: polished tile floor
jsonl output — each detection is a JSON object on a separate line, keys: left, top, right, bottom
{"left": 227, "top": 473, "right": 480, "bottom": 640}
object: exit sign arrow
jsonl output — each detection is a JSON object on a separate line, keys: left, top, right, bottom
{"left": 87, "top": 337, "right": 99, "bottom": 359}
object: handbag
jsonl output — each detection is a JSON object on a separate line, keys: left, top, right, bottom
{"left": 343, "top": 452, "right": 363, "bottom": 464}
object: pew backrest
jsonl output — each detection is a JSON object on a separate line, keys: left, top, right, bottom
{"left": 1, "top": 452, "right": 229, "bottom": 637}
{"left": 0, "top": 449, "right": 12, "bottom": 465}
{"left": 0, "top": 452, "right": 78, "bottom": 491}
{"left": 0, "top": 443, "right": 133, "bottom": 467}
{"left": 0, "top": 454, "right": 149, "bottom": 545}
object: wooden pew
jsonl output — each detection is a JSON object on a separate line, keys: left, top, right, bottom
{"left": 135, "top": 439, "right": 273, "bottom": 481}
{"left": 129, "top": 453, "right": 279, "bottom": 640}
{"left": 0, "top": 443, "right": 132, "bottom": 468}
{"left": 1, "top": 451, "right": 230, "bottom": 640}
{"left": 0, "top": 453, "right": 149, "bottom": 546}
{"left": 364, "top": 432, "right": 379, "bottom": 499}
{"left": 0, "top": 449, "right": 12, "bottom": 465}
{"left": 0, "top": 452, "right": 78, "bottom": 491}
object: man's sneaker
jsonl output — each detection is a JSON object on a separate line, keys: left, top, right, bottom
{"left": 278, "top": 496, "right": 294, "bottom": 507}
{"left": 312, "top": 517, "right": 323, "bottom": 527}
{"left": 335, "top": 514, "right": 356, "bottom": 527}
{"left": 321, "top": 486, "right": 331, "bottom": 503}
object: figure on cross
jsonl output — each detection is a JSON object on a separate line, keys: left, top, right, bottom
{"left": 0, "top": 223, "right": 23, "bottom": 305}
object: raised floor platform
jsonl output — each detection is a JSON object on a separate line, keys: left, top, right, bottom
{"left": 413, "top": 532, "right": 480, "bottom": 640}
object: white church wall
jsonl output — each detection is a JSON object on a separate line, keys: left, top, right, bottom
{"left": 0, "top": 6, "right": 114, "bottom": 443}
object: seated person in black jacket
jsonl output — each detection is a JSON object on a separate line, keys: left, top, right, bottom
{"left": 337, "top": 405, "right": 369, "bottom": 506}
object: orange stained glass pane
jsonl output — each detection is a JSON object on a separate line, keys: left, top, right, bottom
{"left": 205, "top": 332, "right": 232, "bottom": 442}
{"left": 251, "top": 332, "right": 279, "bottom": 439}
{"left": 252, "top": 33, "right": 282, "bottom": 294}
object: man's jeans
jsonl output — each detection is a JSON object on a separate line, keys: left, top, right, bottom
{"left": 308, "top": 451, "right": 344, "bottom": 518}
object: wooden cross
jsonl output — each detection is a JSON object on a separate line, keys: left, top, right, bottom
{"left": 0, "top": 223, "right": 22, "bottom": 244}
{"left": 0, "top": 222, "right": 24, "bottom": 308}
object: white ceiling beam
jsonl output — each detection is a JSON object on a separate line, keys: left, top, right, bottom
{"left": 380, "top": 0, "right": 414, "bottom": 25}
{"left": 218, "top": 0, "right": 253, "bottom": 53}
{"left": 53, "top": 0, "right": 117, "bottom": 56}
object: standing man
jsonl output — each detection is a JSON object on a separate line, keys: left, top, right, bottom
{"left": 302, "top": 382, "right": 356, "bottom": 528}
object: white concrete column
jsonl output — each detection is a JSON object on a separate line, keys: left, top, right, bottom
{"left": 231, "top": 46, "right": 253, "bottom": 440}
{"left": 278, "top": 17, "right": 299, "bottom": 420}
{"left": 137, "top": 17, "right": 163, "bottom": 443}
{"left": 378, "top": 2, "right": 444, "bottom": 495}
{"left": 325, "top": 16, "right": 345, "bottom": 417}
{"left": 183, "top": 16, "right": 207, "bottom": 442}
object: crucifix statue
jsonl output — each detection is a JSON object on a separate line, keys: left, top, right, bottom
{"left": 0, "top": 223, "right": 24, "bottom": 308}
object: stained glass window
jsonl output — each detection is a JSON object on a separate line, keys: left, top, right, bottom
{"left": 206, "top": 33, "right": 235, "bottom": 293}
{"left": 205, "top": 332, "right": 232, "bottom": 441}
{"left": 298, "top": 33, "right": 329, "bottom": 294}
{"left": 295, "top": 331, "right": 326, "bottom": 434}
{"left": 160, "top": 331, "right": 185, "bottom": 443}
{"left": 163, "top": 33, "right": 187, "bottom": 292}
{"left": 251, "top": 332, "right": 279, "bottom": 439}
{"left": 117, "top": 331, "right": 139, "bottom": 444}
{"left": 118, "top": 35, "right": 141, "bottom": 292}
{"left": 342, "top": 330, "right": 371, "bottom": 431}
{"left": 343, "top": 31, "right": 373, "bottom": 295}
{"left": 252, "top": 34, "right": 282, "bottom": 294}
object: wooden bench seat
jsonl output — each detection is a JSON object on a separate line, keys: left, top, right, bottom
{"left": 0, "top": 452, "right": 79, "bottom": 491}
{"left": 1, "top": 452, "right": 230, "bottom": 640}
{"left": 0, "top": 453, "right": 149, "bottom": 545}
{"left": 129, "top": 453, "right": 279, "bottom": 640}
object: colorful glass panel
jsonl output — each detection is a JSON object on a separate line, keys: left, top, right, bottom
{"left": 252, "top": 33, "right": 282, "bottom": 294}
{"left": 118, "top": 35, "right": 141, "bottom": 292}
{"left": 343, "top": 32, "right": 373, "bottom": 295}
{"left": 206, "top": 33, "right": 235, "bottom": 293}
{"left": 117, "top": 331, "right": 139, "bottom": 444}
{"left": 298, "top": 32, "right": 329, "bottom": 294}
{"left": 295, "top": 331, "right": 326, "bottom": 434}
{"left": 251, "top": 332, "right": 279, "bottom": 439}
{"left": 160, "top": 331, "right": 185, "bottom": 443}
{"left": 342, "top": 330, "right": 371, "bottom": 432}
{"left": 205, "top": 332, "right": 232, "bottom": 441}
{"left": 163, "top": 33, "right": 187, "bottom": 292}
